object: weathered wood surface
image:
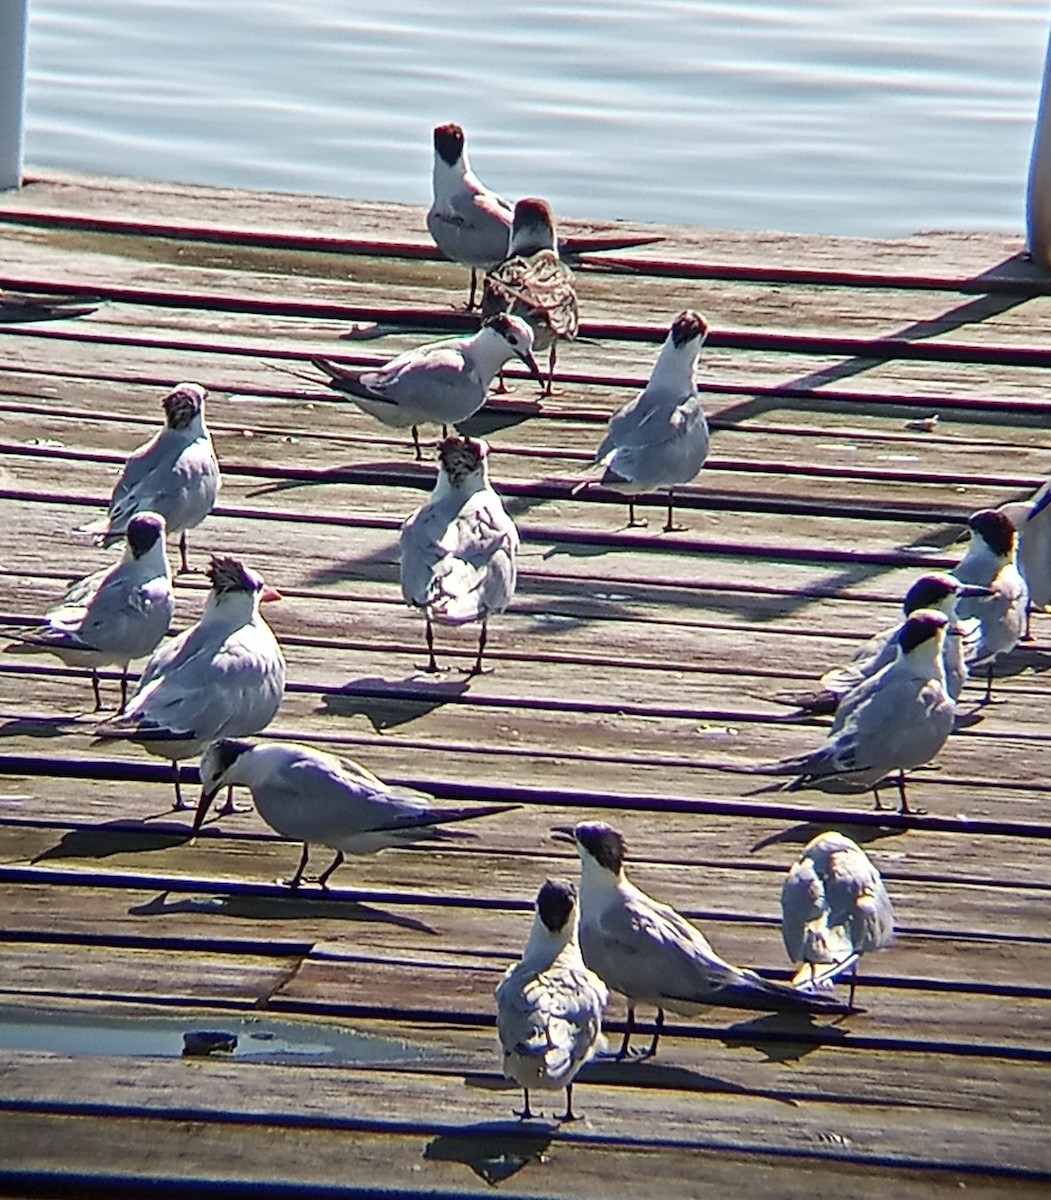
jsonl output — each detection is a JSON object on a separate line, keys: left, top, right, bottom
{"left": 1, "top": 169, "right": 1050, "bottom": 1195}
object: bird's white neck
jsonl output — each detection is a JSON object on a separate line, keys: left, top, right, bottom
{"left": 202, "top": 589, "right": 260, "bottom": 627}
{"left": 647, "top": 336, "right": 701, "bottom": 396}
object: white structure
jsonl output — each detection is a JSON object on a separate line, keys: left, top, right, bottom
{"left": 1028, "top": 21, "right": 1051, "bottom": 269}
{"left": 0, "top": 0, "right": 27, "bottom": 191}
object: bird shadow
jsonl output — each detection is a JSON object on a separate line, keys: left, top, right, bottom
{"left": 127, "top": 888, "right": 436, "bottom": 933}
{"left": 720, "top": 1011, "right": 850, "bottom": 1063}
{"left": 749, "top": 820, "right": 910, "bottom": 854}
{"left": 456, "top": 396, "right": 542, "bottom": 439}
{"left": 579, "top": 1057, "right": 798, "bottom": 1106}
{"left": 423, "top": 1120, "right": 554, "bottom": 1186}
{"left": 320, "top": 675, "right": 470, "bottom": 731}
{"left": 31, "top": 821, "right": 191, "bottom": 863}
{"left": 0, "top": 713, "right": 88, "bottom": 739}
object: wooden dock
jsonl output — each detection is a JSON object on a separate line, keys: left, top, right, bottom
{"left": 1, "top": 168, "right": 1050, "bottom": 1197}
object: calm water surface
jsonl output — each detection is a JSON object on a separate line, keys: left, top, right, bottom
{"left": 22, "top": 1, "right": 1051, "bottom": 236}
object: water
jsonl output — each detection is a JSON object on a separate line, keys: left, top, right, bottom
{"left": 21, "top": 1, "right": 1051, "bottom": 237}
{"left": 0, "top": 1002, "right": 449, "bottom": 1065}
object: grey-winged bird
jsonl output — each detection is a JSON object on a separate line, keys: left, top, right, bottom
{"left": 194, "top": 738, "right": 516, "bottom": 889}
{"left": 81, "top": 382, "right": 220, "bottom": 574}
{"left": 556, "top": 820, "right": 850, "bottom": 1060}
{"left": 495, "top": 878, "right": 607, "bottom": 1121}
{"left": 5, "top": 512, "right": 174, "bottom": 711}
{"left": 575, "top": 311, "right": 709, "bottom": 531}
{"left": 781, "top": 831, "right": 894, "bottom": 1006}
{"left": 94, "top": 555, "right": 285, "bottom": 811}
{"left": 400, "top": 436, "right": 518, "bottom": 674}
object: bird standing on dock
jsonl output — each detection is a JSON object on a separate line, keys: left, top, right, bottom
{"left": 781, "top": 831, "right": 894, "bottom": 1006}
{"left": 4, "top": 512, "right": 174, "bottom": 712}
{"left": 555, "top": 821, "right": 850, "bottom": 1060}
{"left": 400, "top": 436, "right": 518, "bottom": 675}
{"left": 952, "top": 508, "right": 1030, "bottom": 703}
{"left": 574, "top": 311, "right": 709, "bottom": 531}
{"left": 495, "top": 879, "right": 607, "bottom": 1122}
{"left": 778, "top": 572, "right": 988, "bottom": 715}
{"left": 480, "top": 197, "right": 578, "bottom": 396}
{"left": 310, "top": 314, "right": 540, "bottom": 461}
{"left": 998, "top": 489, "right": 1051, "bottom": 638}
{"left": 81, "top": 382, "right": 220, "bottom": 574}
{"left": 427, "top": 122, "right": 514, "bottom": 308}
{"left": 94, "top": 555, "right": 285, "bottom": 811}
{"left": 193, "top": 738, "right": 517, "bottom": 889}
{"left": 750, "top": 610, "right": 956, "bottom": 814}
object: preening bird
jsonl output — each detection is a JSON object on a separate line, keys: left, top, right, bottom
{"left": 311, "top": 313, "right": 540, "bottom": 460}
{"left": 556, "top": 820, "right": 850, "bottom": 1060}
{"left": 194, "top": 738, "right": 517, "bottom": 890}
{"left": 575, "top": 310, "right": 709, "bottom": 531}
{"left": 81, "top": 382, "right": 220, "bottom": 574}
{"left": 781, "top": 831, "right": 894, "bottom": 1005}
{"left": 94, "top": 555, "right": 285, "bottom": 810}
{"left": 400, "top": 435, "right": 519, "bottom": 674}
{"left": 4, "top": 512, "right": 174, "bottom": 711}
{"left": 495, "top": 878, "right": 608, "bottom": 1121}
{"left": 752, "top": 610, "right": 956, "bottom": 814}
{"left": 480, "top": 196, "right": 578, "bottom": 395}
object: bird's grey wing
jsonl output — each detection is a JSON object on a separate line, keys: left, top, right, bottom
{"left": 820, "top": 624, "right": 898, "bottom": 694}
{"left": 400, "top": 502, "right": 452, "bottom": 606}
{"left": 105, "top": 435, "right": 170, "bottom": 528}
{"left": 76, "top": 572, "right": 173, "bottom": 655}
{"left": 428, "top": 498, "right": 519, "bottom": 621}
{"left": 780, "top": 860, "right": 826, "bottom": 962}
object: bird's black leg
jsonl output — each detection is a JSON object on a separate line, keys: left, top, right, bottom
{"left": 616, "top": 1005, "right": 636, "bottom": 1060}
{"left": 171, "top": 761, "right": 187, "bottom": 811}
{"left": 627, "top": 501, "right": 647, "bottom": 528}
{"left": 640, "top": 1008, "right": 665, "bottom": 1060}
{"left": 514, "top": 1088, "right": 534, "bottom": 1120}
{"left": 896, "top": 769, "right": 911, "bottom": 815}
{"left": 118, "top": 666, "right": 129, "bottom": 713}
{"left": 469, "top": 619, "right": 489, "bottom": 676}
{"left": 411, "top": 426, "right": 423, "bottom": 462}
{"left": 90, "top": 670, "right": 103, "bottom": 713}
{"left": 871, "top": 785, "right": 887, "bottom": 811}
{"left": 542, "top": 345, "right": 557, "bottom": 397}
{"left": 559, "top": 1083, "right": 579, "bottom": 1123}
{"left": 662, "top": 491, "right": 685, "bottom": 533}
{"left": 424, "top": 618, "right": 439, "bottom": 674}
{"left": 217, "top": 784, "right": 240, "bottom": 816}
{"left": 983, "top": 663, "right": 994, "bottom": 705}
{"left": 286, "top": 842, "right": 311, "bottom": 890}
{"left": 317, "top": 849, "right": 345, "bottom": 890}
{"left": 178, "top": 531, "right": 190, "bottom": 575}
{"left": 468, "top": 269, "right": 479, "bottom": 311}
{"left": 848, "top": 959, "right": 860, "bottom": 1008}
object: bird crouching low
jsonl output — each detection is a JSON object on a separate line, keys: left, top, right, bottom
{"left": 400, "top": 436, "right": 519, "bottom": 675}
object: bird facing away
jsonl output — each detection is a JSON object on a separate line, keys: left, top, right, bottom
{"left": 400, "top": 436, "right": 519, "bottom": 675}
{"left": 94, "top": 555, "right": 285, "bottom": 810}
{"left": 953, "top": 508, "right": 1030, "bottom": 703}
{"left": 194, "top": 739, "right": 517, "bottom": 889}
{"left": 4, "top": 512, "right": 174, "bottom": 712}
{"left": 481, "top": 197, "right": 579, "bottom": 396}
{"left": 575, "top": 310, "right": 710, "bottom": 531}
{"left": 81, "top": 383, "right": 221, "bottom": 574}
{"left": 310, "top": 313, "right": 540, "bottom": 461}
{"left": 754, "top": 610, "right": 956, "bottom": 814}
{"left": 779, "top": 572, "right": 988, "bottom": 715}
{"left": 0, "top": 287, "right": 98, "bottom": 322}
{"left": 557, "top": 820, "right": 850, "bottom": 1060}
{"left": 427, "top": 121, "right": 515, "bottom": 308}
{"left": 781, "top": 831, "right": 894, "bottom": 1006}
{"left": 495, "top": 879, "right": 608, "bottom": 1122}
{"left": 998, "top": 485, "right": 1051, "bottom": 635}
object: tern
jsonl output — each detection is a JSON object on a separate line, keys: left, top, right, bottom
{"left": 555, "top": 821, "right": 850, "bottom": 1060}
{"left": 953, "top": 508, "right": 1030, "bottom": 702}
{"left": 495, "top": 878, "right": 608, "bottom": 1122}
{"left": 781, "top": 831, "right": 894, "bottom": 1006}
{"left": 81, "top": 382, "right": 220, "bottom": 574}
{"left": 194, "top": 738, "right": 516, "bottom": 889}
{"left": 4, "top": 512, "right": 174, "bottom": 711}
{"left": 94, "top": 555, "right": 285, "bottom": 810}
{"left": 311, "top": 313, "right": 540, "bottom": 461}
{"left": 998, "top": 486, "right": 1051, "bottom": 636}
{"left": 400, "top": 435, "right": 518, "bottom": 674}
{"left": 427, "top": 122, "right": 515, "bottom": 308}
{"left": 574, "top": 311, "right": 709, "bottom": 531}
{"left": 480, "top": 197, "right": 578, "bottom": 395}
{"left": 779, "top": 572, "right": 988, "bottom": 715}
{"left": 754, "top": 610, "right": 956, "bottom": 814}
